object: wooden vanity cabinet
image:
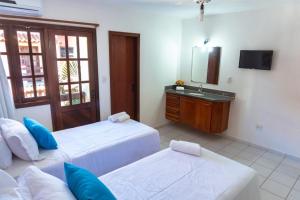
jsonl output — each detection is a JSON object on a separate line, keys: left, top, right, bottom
{"left": 166, "top": 93, "right": 230, "bottom": 134}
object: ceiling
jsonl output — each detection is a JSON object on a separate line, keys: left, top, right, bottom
{"left": 97, "top": 0, "right": 293, "bottom": 18}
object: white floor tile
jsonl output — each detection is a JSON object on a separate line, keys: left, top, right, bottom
{"left": 262, "top": 179, "right": 291, "bottom": 198}
{"left": 233, "top": 156, "right": 253, "bottom": 166}
{"left": 275, "top": 164, "right": 300, "bottom": 179}
{"left": 229, "top": 141, "right": 249, "bottom": 151}
{"left": 222, "top": 145, "right": 243, "bottom": 157}
{"left": 251, "top": 163, "right": 274, "bottom": 177}
{"left": 258, "top": 175, "right": 267, "bottom": 186}
{"left": 262, "top": 151, "right": 285, "bottom": 163}
{"left": 282, "top": 157, "right": 300, "bottom": 170}
{"left": 255, "top": 157, "right": 281, "bottom": 170}
{"left": 287, "top": 190, "right": 300, "bottom": 200}
{"left": 202, "top": 143, "right": 223, "bottom": 152}
{"left": 218, "top": 151, "right": 236, "bottom": 158}
{"left": 260, "top": 189, "right": 284, "bottom": 200}
{"left": 238, "top": 150, "right": 261, "bottom": 162}
{"left": 269, "top": 172, "right": 297, "bottom": 187}
{"left": 244, "top": 145, "right": 266, "bottom": 156}
{"left": 205, "top": 139, "right": 232, "bottom": 150}
{"left": 293, "top": 179, "right": 300, "bottom": 191}
{"left": 193, "top": 136, "right": 211, "bottom": 145}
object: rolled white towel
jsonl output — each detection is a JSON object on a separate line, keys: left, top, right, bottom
{"left": 169, "top": 140, "right": 201, "bottom": 157}
{"left": 176, "top": 86, "right": 185, "bottom": 91}
{"left": 108, "top": 112, "right": 130, "bottom": 123}
{"left": 116, "top": 113, "right": 130, "bottom": 122}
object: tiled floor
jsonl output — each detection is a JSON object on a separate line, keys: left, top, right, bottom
{"left": 158, "top": 123, "right": 300, "bottom": 200}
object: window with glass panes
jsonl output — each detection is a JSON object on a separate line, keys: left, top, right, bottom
{"left": 16, "top": 29, "right": 47, "bottom": 100}
{"left": 0, "top": 23, "right": 49, "bottom": 108}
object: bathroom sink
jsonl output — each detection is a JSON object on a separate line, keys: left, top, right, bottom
{"left": 188, "top": 92, "right": 205, "bottom": 97}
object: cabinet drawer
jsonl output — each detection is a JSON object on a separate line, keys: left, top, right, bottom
{"left": 166, "top": 113, "right": 180, "bottom": 122}
{"left": 166, "top": 93, "right": 180, "bottom": 107}
{"left": 166, "top": 106, "right": 179, "bottom": 114}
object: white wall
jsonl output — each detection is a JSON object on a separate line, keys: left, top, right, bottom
{"left": 180, "top": 3, "right": 300, "bottom": 157}
{"left": 15, "top": 105, "right": 52, "bottom": 129}
{"left": 15, "top": 0, "right": 182, "bottom": 130}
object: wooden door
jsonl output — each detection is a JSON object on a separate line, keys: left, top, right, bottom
{"left": 47, "top": 29, "right": 99, "bottom": 131}
{"left": 109, "top": 31, "right": 140, "bottom": 120}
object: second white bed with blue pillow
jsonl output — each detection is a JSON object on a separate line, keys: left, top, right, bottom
{"left": 4, "top": 119, "right": 160, "bottom": 180}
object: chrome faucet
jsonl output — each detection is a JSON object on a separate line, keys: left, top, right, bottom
{"left": 198, "top": 83, "right": 203, "bottom": 93}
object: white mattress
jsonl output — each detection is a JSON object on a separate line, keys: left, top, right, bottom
{"left": 101, "top": 148, "right": 261, "bottom": 200}
{"left": 5, "top": 120, "right": 160, "bottom": 180}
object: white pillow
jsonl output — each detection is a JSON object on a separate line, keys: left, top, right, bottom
{"left": 0, "top": 188, "right": 24, "bottom": 200}
{"left": 18, "top": 166, "right": 76, "bottom": 200}
{"left": 0, "top": 134, "right": 12, "bottom": 169}
{"left": 0, "top": 169, "right": 26, "bottom": 200}
{"left": 0, "top": 119, "right": 40, "bottom": 161}
{"left": 0, "top": 169, "right": 18, "bottom": 188}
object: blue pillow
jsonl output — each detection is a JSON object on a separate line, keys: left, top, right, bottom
{"left": 64, "top": 163, "right": 117, "bottom": 200}
{"left": 23, "top": 117, "right": 58, "bottom": 150}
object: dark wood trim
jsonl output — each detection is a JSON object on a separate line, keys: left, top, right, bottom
{"left": 109, "top": 31, "right": 140, "bottom": 38}
{"left": 0, "top": 14, "right": 99, "bottom": 28}
{"left": 92, "top": 29, "right": 100, "bottom": 122}
{"left": 109, "top": 31, "right": 140, "bottom": 121}
{"left": 0, "top": 19, "right": 96, "bottom": 32}
{"left": 14, "top": 99, "right": 50, "bottom": 109}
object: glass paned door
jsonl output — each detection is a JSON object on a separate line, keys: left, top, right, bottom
{"left": 48, "top": 29, "right": 99, "bottom": 131}
{"left": 54, "top": 34, "right": 91, "bottom": 107}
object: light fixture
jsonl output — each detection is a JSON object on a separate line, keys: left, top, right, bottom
{"left": 204, "top": 39, "right": 209, "bottom": 45}
{"left": 194, "top": 0, "right": 211, "bottom": 22}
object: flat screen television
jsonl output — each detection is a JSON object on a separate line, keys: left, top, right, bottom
{"left": 239, "top": 50, "right": 273, "bottom": 70}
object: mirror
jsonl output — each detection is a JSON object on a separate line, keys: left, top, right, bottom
{"left": 191, "top": 46, "right": 221, "bottom": 85}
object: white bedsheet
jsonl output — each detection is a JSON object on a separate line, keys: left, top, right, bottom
{"left": 101, "top": 148, "right": 260, "bottom": 200}
{"left": 5, "top": 120, "right": 160, "bottom": 180}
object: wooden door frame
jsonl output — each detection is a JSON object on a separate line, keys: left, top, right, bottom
{"left": 46, "top": 27, "right": 100, "bottom": 131}
{"left": 109, "top": 31, "right": 140, "bottom": 121}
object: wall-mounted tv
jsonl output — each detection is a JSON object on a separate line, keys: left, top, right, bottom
{"left": 239, "top": 50, "right": 273, "bottom": 70}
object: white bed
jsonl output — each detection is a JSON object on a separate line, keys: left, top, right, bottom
{"left": 5, "top": 120, "right": 160, "bottom": 180}
{"left": 100, "top": 148, "right": 261, "bottom": 200}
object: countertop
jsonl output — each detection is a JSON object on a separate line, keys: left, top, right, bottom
{"left": 165, "top": 86, "right": 235, "bottom": 102}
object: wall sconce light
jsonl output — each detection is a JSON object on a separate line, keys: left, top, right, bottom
{"left": 204, "top": 39, "right": 209, "bottom": 45}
